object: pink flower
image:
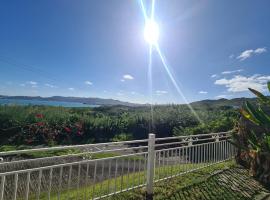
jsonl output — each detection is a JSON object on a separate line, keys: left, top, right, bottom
{"left": 77, "top": 131, "right": 83, "bottom": 136}
{"left": 64, "top": 127, "right": 71, "bottom": 133}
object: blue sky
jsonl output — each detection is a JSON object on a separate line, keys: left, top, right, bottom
{"left": 0, "top": 0, "right": 269, "bottom": 104}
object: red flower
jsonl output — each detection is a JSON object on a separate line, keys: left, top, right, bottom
{"left": 36, "top": 122, "right": 44, "bottom": 126}
{"left": 35, "top": 114, "right": 44, "bottom": 119}
{"left": 64, "top": 127, "right": 71, "bottom": 133}
{"left": 26, "top": 139, "right": 33, "bottom": 144}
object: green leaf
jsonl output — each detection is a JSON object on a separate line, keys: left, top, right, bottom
{"left": 243, "top": 102, "right": 261, "bottom": 125}
{"left": 239, "top": 108, "right": 259, "bottom": 125}
{"left": 257, "top": 107, "right": 270, "bottom": 128}
{"left": 247, "top": 131, "right": 260, "bottom": 151}
{"left": 268, "top": 82, "right": 270, "bottom": 93}
{"left": 248, "top": 88, "right": 270, "bottom": 104}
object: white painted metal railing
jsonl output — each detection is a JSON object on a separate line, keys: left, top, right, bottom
{"left": 0, "top": 131, "right": 235, "bottom": 200}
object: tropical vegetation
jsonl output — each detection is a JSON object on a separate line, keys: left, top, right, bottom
{"left": 0, "top": 103, "right": 238, "bottom": 147}
{"left": 234, "top": 82, "right": 270, "bottom": 184}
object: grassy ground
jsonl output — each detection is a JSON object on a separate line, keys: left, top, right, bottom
{"left": 110, "top": 162, "right": 270, "bottom": 200}
{"left": 13, "top": 159, "right": 270, "bottom": 200}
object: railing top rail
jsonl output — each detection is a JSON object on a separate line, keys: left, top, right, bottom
{"left": 155, "top": 135, "right": 230, "bottom": 148}
{"left": 155, "top": 131, "right": 232, "bottom": 142}
{"left": 0, "top": 138, "right": 149, "bottom": 156}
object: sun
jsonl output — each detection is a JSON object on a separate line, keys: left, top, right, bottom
{"left": 144, "top": 20, "right": 159, "bottom": 45}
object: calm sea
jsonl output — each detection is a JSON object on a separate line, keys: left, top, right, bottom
{"left": 0, "top": 99, "right": 99, "bottom": 108}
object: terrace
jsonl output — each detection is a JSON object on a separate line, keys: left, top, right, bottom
{"left": 0, "top": 132, "right": 269, "bottom": 200}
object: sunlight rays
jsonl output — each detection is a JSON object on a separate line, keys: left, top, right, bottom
{"left": 139, "top": 0, "right": 148, "bottom": 21}
{"left": 139, "top": 0, "right": 203, "bottom": 124}
{"left": 155, "top": 44, "right": 203, "bottom": 123}
{"left": 148, "top": 45, "right": 154, "bottom": 131}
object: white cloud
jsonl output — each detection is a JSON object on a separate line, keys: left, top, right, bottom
{"left": 27, "top": 81, "right": 37, "bottom": 85}
{"left": 211, "top": 74, "right": 218, "bottom": 78}
{"left": 221, "top": 69, "right": 243, "bottom": 75}
{"left": 237, "top": 47, "right": 267, "bottom": 61}
{"left": 131, "top": 91, "right": 136, "bottom": 95}
{"left": 215, "top": 74, "right": 270, "bottom": 92}
{"left": 120, "top": 79, "right": 125, "bottom": 82}
{"left": 123, "top": 74, "right": 134, "bottom": 80}
{"left": 68, "top": 87, "right": 75, "bottom": 91}
{"left": 237, "top": 50, "right": 253, "bottom": 61}
{"left": 45, "top": 83, "right": 56, "bottom": 88}
{"left": 199, "top": 91, "right": 208, "bottom": 94}
{"left": 155, "top": 90, "right": 168, "bottom": 95}
{"left": 215, "top": 94, "right": 232, "bottom": 99}
{"left": 229, "top": 54, "right": 234, "bottom": 59}
{"left": 254, "top": 47, "right": 267, "bottom": 54}
{"left": 117, "top": 92, "right": 124, "bottom": 96}
{"left": 85, "top": 81, "right": 93, "bottom": 86}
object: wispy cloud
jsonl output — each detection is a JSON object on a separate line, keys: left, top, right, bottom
{"left": 229, "top": 54, "right": 234, "bottom": 59}
{"left": 68, "top": 87, "right": 75, "bottom": 91}
{"left": 254, "top": 47, "right": 267, "bottom": 54}
{"left": 215, "top": 74, "right": 270, "bottom": 92}
{"left": 27, "top": 81, "right": 37, "bottom": 85}
{"left": 117, "top": 92, "right": 124, "bottom": 96}
{"left": 221, "top": 69, "right": 243, "bottom": 75}
{"left": 123, "top": 74, "right": 134, "bottom": 80}
{"left": 211, "top": 74, "right": 218, "bottom": 78}
{"left": 198, "top": 91, "right": 208, "bottom": 94}
{"left": 85, "top": 81, "right": 93, "bottom": 86}
{"left": 215, "top": 94, "right": 232, "bottom": 99}
{"left": 45, "top": 83, "right": 56, "bottom": 88}
{"left": 237, "top": 47, "right": 267, "bottom": 61}
{"left": 20, "top": 84, "right": 25, "bottom": 87}
{"left": 155, "top": 90, "right": 168, "bottom": 95}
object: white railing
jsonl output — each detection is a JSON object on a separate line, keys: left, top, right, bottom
{"left": 0, "top": 131, "right": 235, "bottom": 200}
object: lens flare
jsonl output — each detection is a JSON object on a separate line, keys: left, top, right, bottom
{"left": 148, "top": 45, "right": 154, "bottom": 131}
{"left": 144, "top": 20, "right": 159, "bottom": 45}
{"left": 139, "top": 0, "right": 204, "bottom": 125}
{"left": 155, "top": 44, "right": 203, "bottom": 123}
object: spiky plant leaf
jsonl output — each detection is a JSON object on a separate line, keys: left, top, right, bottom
{"left": 268, "top": 82, "right": 270, "bottom": 93}
{"left": 266, "top": 135, "right": 270, "bottom": 150}
{"left": 243, "top": 102, "right": 262, "bottom": 125}
{"left": 248, "top": 88, "right": 270, "bottom": 104}
{"left": 239, "top": 108, "right": 259, "bottom": 125}
{"left": 257, "top": 107, "right": 270, "bottom": 128}
{"left": 247, "top": 131, "right": 261, "bottom": 151}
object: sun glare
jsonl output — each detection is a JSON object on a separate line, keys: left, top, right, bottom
{"left": 144, "top": 20, "right": 159, "bottom": 45}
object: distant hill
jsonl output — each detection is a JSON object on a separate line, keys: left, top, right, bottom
{"left": 190, "top": 97, "right": 257, "bottom": 109}
{"left": 0, "top": 95, "right": 259, "bottom": 108}
{"left": 0, "top": 95, "right": 141, "bottom": 107}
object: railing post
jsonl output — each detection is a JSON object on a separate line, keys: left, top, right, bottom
{"left": 146, "top": 133, "right": 155, "bottom": 200}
